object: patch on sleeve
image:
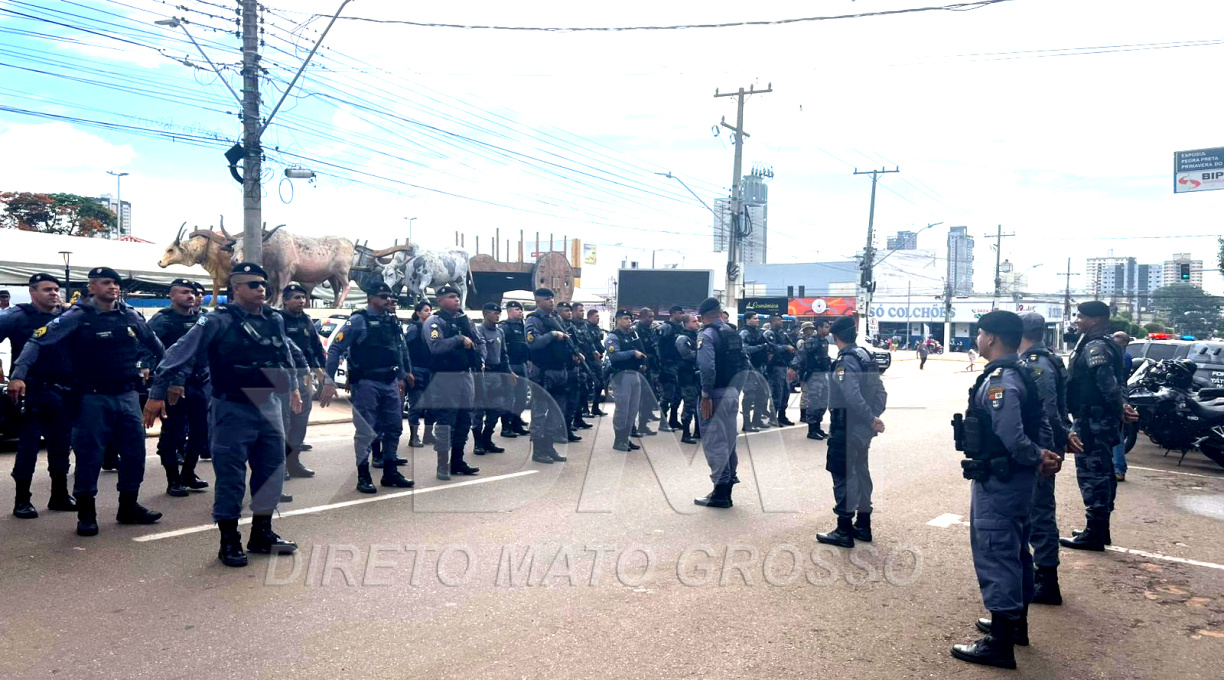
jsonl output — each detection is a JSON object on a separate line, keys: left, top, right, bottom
{"left": 835, "top": 365, "right": 845, "bottom": 381}
{"left": 1086, "top": 343, "right": 1109, "bottom": 368}
{"left": 127, "top": 327, "right": 136, "bottom": 338}
{"left": 527, "top": 331, "right": 535, "bottom": 343}
{"left": 430, "top": 328, "right": 440, "bottom": 339}
{"left": 334, "top": 331, "right": 343, "bottom": 343}
{"left": 697, "top": 336, "right": 703, "bottom": 348}
{"left": 32, "top": 326, "right": 47, "bottom": 338}
{"left": 988, "top": 385, "right": 1005, "bottom": 410}
{"left": 196, "top": 315, "right": 208, "bottom": 326}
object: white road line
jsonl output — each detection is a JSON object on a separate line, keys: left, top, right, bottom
{"left": 132, "top": 470, "right": 539, "bottom": 543}
{"left": 927, "top": 513, "right": 970, "bottom": 528}
{"left": 1125, "top": 465, "right": 1222, "bottom": 479}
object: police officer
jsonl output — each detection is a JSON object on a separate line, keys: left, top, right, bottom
{"left": 405, "top": 301, "right": 436, "bottom": 448}
{"left": 674, "top": 313, "right": 702, "bottom": 444}
{"left": 1018, "top": 312, "right": 1074, "bottom": 605}
{"left": 569, "top": 302, "right": 593, "bottom": 419}
{"left": 525, "top": 288, "right": 574, "bottom": 463}
{"left": 1060, "top": 300, "right": 1134, "bottom": 551}
{"left": 577, "top": 307, "right": 607, "bottom": 417}
{"left": 148, "top": 278, "right": 211, "bottom": 497}
{"left": 655, "top": 305, "right": 686, "bottom": 431}
{"left": 792, "top": 320, "right": 833, "bottom": 440}
{"left": 950, "top": 310, "right": 1061, "bottom": 670}
{"left": 275, "top": 283, "right": 325, "bottom": 478}
{"left": 499, "top": 300, "right": 531, "bottom": 437}
{"left": 0, "top": 273, "right": 74, "bottom": 518}
{"left": 816, "top": 316, "right": 887, "bottom": 548}
{"left": 558, "top": 302, "right": 591, "bottom": 434}
{"left": 10, "top": 267, "right": 165, "bottom": 536}
{"left": 605, "top": 309, "right": 646, "bottom": 452}
{"left": 424, "top": 285, "right": 481, "bottom": 480}
{"left": 765, "top": 313, "right": 796, "bottom": 426}
{"left": 695, "top": 297, "right": 745, "bottom": 508}
{"left": 322, "top": 282, "right": 414, "bottom": 492}
{"left": 634, "top": 307, "right": 661, "bottom": 428}
{"left": 472, "top": 302, "right": 509, "bottom": 455}
{"left": 739, "top": 311, "right": 771, "bottom": 432}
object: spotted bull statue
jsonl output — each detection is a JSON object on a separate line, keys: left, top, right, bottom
{"left": 382, "top": 247, "right": 476, "bottom": 308}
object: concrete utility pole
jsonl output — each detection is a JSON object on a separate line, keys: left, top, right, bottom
{"left": 985, "top": 224, "right": 1016, "bottom": 309}
{"left": 239, "top": 0, "right": 262, "bottom": 263}
{"left": 714, "top": 83, "right": 771, "bottom": 316}
{"left": 1060, "top": 257, "right": 1081, "bottom": 350}
{"left": 853, "top": 167, "right": 899, "bottom": 339}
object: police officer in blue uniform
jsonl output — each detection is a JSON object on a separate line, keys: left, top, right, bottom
{"left": 1018, "top": 312, "right": 1074, "bottom": 605}
{"left": 499, "top": 300, "right": 531, "bottom": 438}
{"left": 695, "top": 297, "right": 745, "bottom": 508}
{"left": 674, "top": 313, "right": 702, "bottom": 445}
{"left": 634, "top": 308, "right": 661, "bottom": 432}
{"left": 816, "top": 316, "right": 887, "bottom": 548}
{"left": 605, "top": 309, "right": 646, "bottom": 452}
{"left": 1060, "top": 300, "right": 1134, "bottom": 551}
{"left": 275, "top": 283, "right": 325, "bottom": 478}
{"left": 656, "top": 305, "right": 686, "bottom": 431}
{"left": 405, "top": 301, "right": 436, "bottom": 448}
{"left": 525, "top": 288, "right": 575, "bottom": 463}
{"left": 147, "top": 263, "right": 300, "bottom": 567}
{"left": 579, "top": 307, "right": 607, "bottom": 417}
{"left": 148, "top": 278, "right": 211, "bottom": 497}
{"left": 472, "top": 302, "right": 509, "bottom": 455}
{"left": 558, "top": 302, "right": 591, "bottom": 436}
{"left": 10, "top": 267, "right": 165, "bottom": 536}
{"left": 322, "top": 282, "right": 414, "bottom": 492}
{"left": 424, "top": 285, "right": 481, "bottom": 480}
{"left": 765, "top": 313, "right": 797, "bottom": 426}
{"left": 0, "top": 273, "right": 74, "bottom": 518}
{"left": 739, "top": 311, "right": 772, "bottom": 432}
{"left": 951, "top": 310, "right": 1062, "bottom": 670}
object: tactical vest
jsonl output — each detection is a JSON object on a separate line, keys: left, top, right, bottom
{"left": 153, "top": 307, "right": 208, "bottom": 385}
{"left": 1067, "top": 334, "right": 1123, "bottom": 415}
{"left": 658, "top": 320, "right": 683, "bottom": 361}
{"left": 803, "top": 335, "right": 832, "bottom": 376}
{"left": 1025, "top": 345, "right": 1068, "bottom": 421}
{"left": 829, "top": 346, "right": 887, "bottom": 426}
{"left": 954, "top": 357, "right": 1043, "bottom": 482}
{"left": 8, "top": 304, "right": 69, "bottom": 384}
{"left": 349, "top": 309, "right": 402, "bottom": 383}
{"left": 208, "top": 306, "right": 290, "bottom": 400}
{"left": 768, "top": 328, "right": 796, "bottom": 367}
{"left": 280, "top": 311, "right": 316, "bottom": 359}
{"left": 609, "top": 328, "right": 644, "bottom": 371}
{"left": 501, "top": 319, "right": 529, "bottom": 365}
{"left": 68, "top": 307, "right": 142, "bottom": 393}
{"left": 432, "top": 310, "right": 478, "bottom": 373}
{"left": 527, "top": 311, "right": 569, "bottom": 370}
{"left": 712, "top": 324, "right": 747, "bottom": 389}
{"left": 635, "top": 321, "right": 658, "bottom": 358}
{"left": 742, "top": 326, "right": 769, "bottom": 368}
{"left": 677, "top": 329, "right": 699, "bottom": 384}
{"left": 407, "top": 320, "right": 433, "bottom": 371}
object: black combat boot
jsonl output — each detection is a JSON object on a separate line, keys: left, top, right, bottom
{"left": 807, "top": 422, "right": 826, "bottom": 440}
{"left": 180, "top": 469, "right": 209, "bottom": 491}
{"left": 408, "top": 421, "right": 424, "bottom": 447}
{"left": 694, "top": 483, "right": 733, "bottom": 509}
{"left": 1060, "top": 517, "right": 1106, "bottom": 551}
{"left": 952, "top": 611, "right": 1018, "bottom": 669}
{"left": 532, "top": 440, "right": 557, "bottom": 463}
{"left": 247, "top": 514, "right": 298, "bottom": 554}
{"left": 422, "top": 420, "right": 437, "bottom": 446}
{"left": 13, "top": 477, "right": 37, "bottom": 519}
{"left": 816, "top": 515, "right": 855, "bottom": 548}
{"left": 380, "top": 462, "right": 415, "bottom": 488}
{"left": 451, "top": 447, "right": 480, "bottom": 476}
{"left": 976, "top": 607, "right": 1029, "bottom": 646}
{"left": 285, "top": 449, "right": 315, "bottom": 478}
{"left": 634, "top": 425, "right": 655, "bottom": 437}
{"left": 548, "top": 447, "right": 568, "bottom": 463}
{"left": 47, "top": 475, "right": 77, "bottom": 511}
{"left": 680, "top": 422, "right": 697, "bottom": 445}
{"left": 1032, "top": 566, "right": 1063, "bottom": 605}
{"left": 853, "top": 512, "right": 873, "bottom": 542}
{"left": 76, "top": 495, "right": 98, "bottom": 536}
{"left": 102, "top": 448, "right": 119, "bottom": 471}
{"left": 513, "top": 416, "right": 530, "bottom": 436}
{"left": 658, "top": 419, "right": 674, "bottom": 432}
{"left": 116, "top": 491, "right": 163, "bottom": 524}
{"left": 668, "top": 405, "right": 681, "bottom": 431}
{"left": 573, "top": 416, "right": 593, "bottom": 430}
{"left": 371, "top": 439, "right": 384, "bottom": 469}
{"left": 356, "top": 462, "right": 376, "bottom": 494}
{"left": 799, "top": 407, "right": 807, "bottom": 422}
{"left": 436, "top": 448, "right": 452, "bottom": 480}
{"left": 482, "top": 424, "right": 504, "bottom": 453}
{"left": 165, "top": 465, "right": 189, "bottom": 497}
{"left": 613, "top": 431, "right": 633, "bottom": 451}
{"left": 472, "top": 427, "right": 488, "bottom": 455}
{"left": 777, "top": 409, "right": 795, "bottom": 426}
{"left": 217, "top": 519, "right": 247, "bottom": 567}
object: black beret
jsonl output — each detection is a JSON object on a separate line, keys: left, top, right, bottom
{"left": 556, "top": 301, "right": 571, "bottom": 309}
{"left": 28, "top": 273, "right": 60, "bottom": 287}
{"left": 978, "top": 310, "right": 1024, "bottom": 337}
{"left": 829, "top": 316, "right": 856, "bottom": 336}
{"left": 192, "top": 281, "right": 206, "bottom": 293}
{"left": 230, "top": 262, "right": 267, "bottom": 279}
{"left": 170, "top": 278, "right": 196, "bottom": 290}
{"left": 283, "top": 283, "right": 308, "bottom": 297}
{"left": 364, "top": 282, "right": 393, "bottom": 296}
{"left": 1078, "top": 300, "right": 1110, "bottom": 318}
{"left": 698, "top": 297, "right": 721, "bottom": 315}
{"left": 669, "top": 304, "right": 685, "bottom": 314}
{"left": 0, "top": 290, "right": 8, "bottom": 296}
{"left": 88, "top": 267, "right": 122, "bottom": 282}
{"left": 482, "top": 302, "right": 502, "bottom": 312}
{"left": 615, "top": 309, "right": 633, "bottom": 319}
{"left": 533, "top": 287, "right": 554, "bottom": 299}
{"left": 771, "top": 312, "right": 783, "bottom": 319}
{"left": 504, "top": 300, "right": 523, "bottom": 310}
{"left": 436, "top": 285, "right": 460, "bottom": 298}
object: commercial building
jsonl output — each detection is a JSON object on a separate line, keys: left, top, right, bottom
{"left": 713, "top": 170, "right": 770, "bottom": 265}
{"left": 96, "top": 194, "right": 132, "bottom": 238}
{"left": 947, "top": 226, "right": 974, "bottom": 295}
{"left": 886, "top": 230, "right": 919, "bottom": 250}
{"left": 1161, "top": 253, "right": 1203, "bottom": 288}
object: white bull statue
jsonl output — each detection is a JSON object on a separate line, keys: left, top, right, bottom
{"left": 228, "top": 223, "right": 355, "bottom": 308}
{"left": 382, "top": 247, "right": 476, "bottom": 308}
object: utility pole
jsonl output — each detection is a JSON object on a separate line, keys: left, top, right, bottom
{"left": 853, "top": 167, "right": 899, "bottom": 338}
{"left": 239, "top": 0, "right": 262, "bottom": 263}
{"left": 714, "top": 83, "right": 771, "bottom": 316}
{"left": 1060, "top": 257, "right": 1081, "bottom": 350}
{"left": 984, "top": 224, "right": 1016, "bottom": 308}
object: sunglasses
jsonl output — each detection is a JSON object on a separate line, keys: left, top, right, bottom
{"left": 242, "top": 281, "right": 267, "bottom": 290}
{"left": 375, "top": 293, "right": 393, "bottom": 300}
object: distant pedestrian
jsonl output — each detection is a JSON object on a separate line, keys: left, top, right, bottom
{"left": 917, "top": 340, "right": 929, "bottom": 370}
{"left": 967, "top": 348, "right": 978, "bottom": 372}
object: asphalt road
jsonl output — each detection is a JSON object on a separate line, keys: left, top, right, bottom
{"left": 1, "top": 355, "right": 1222, "bottom": 678}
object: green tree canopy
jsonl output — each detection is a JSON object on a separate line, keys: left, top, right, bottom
{"left": 1150, "top": 283, "right": 1222, "bottom": 340}
{"left": 0, "top": 191, "right": 116, "bottom": 237}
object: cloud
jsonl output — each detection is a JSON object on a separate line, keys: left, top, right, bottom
{"left": 0, "top": 121, "right": 137, "bottom": 171}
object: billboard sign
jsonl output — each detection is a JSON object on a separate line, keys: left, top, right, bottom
{"left": 787, "top": 297, "right": 857, "bottom": 317}
{"left": 1174, "top": 147, "right": 1224, "bottom": 193}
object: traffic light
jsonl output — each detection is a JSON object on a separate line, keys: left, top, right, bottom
{"left": 1180, "top": 263, "right": 1191, "bottom": 280}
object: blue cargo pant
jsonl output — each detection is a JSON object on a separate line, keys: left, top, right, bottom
{"left": 828, "top": 428, "right": 873, "bottom": 518}
{"left": 13, "top": 386, "right": 72, "bottom": 481}
{"left": 210, "top": 395, "right": 286, "bottom": 522}
{"left": 72, "top": 392, "right": 146, "bottom": 498}
{"left": 156, "top": 384, "right": 209, "bottom": 473}
{"left": 429, "top": 371, "right": 475, "bottom": 465}
{"left": 611, "top": 369, "right": 642, "bottom": 437}
{"left": 352, "top": 379, "right": 403, "bottom": 466}
{"left": 697, "top": 387, "right": 740, "bottom": 485}
{"left": 970, "top": 467, "right": 1037, "bottom": 616}
{"left": 530, "top": 367, "right": 569, "bottom": 447}
{"left": 280, "top": 382, "right": 312, "bottom": 454}
{"left": 1029, "top": 473, "right": 1060, "bottom": 568}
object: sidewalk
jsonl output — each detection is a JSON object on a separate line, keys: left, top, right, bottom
{"left": 143, "top": 396, "right": 354, "bottom": 438}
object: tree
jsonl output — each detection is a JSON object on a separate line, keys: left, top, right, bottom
{"left": 1110, "top": 317, "right": 1147, "bottom": 339}
{"left": 1143, "top": 322, "right": 1166, "bottom": 333}
{"left": 1150, "top": 283, "right": 1223, "bottom": 340}
{"left": 0, "top": 191, "right": 116, "bottom": 237}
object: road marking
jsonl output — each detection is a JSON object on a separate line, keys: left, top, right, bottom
{"left": 132, "top": 470, "right": 540, "bottom": 542}
{"left": 1125, "top": 465, "right": 1221, "bottom": 479}
{"left": 927, "top": 514, "right": 1224, "bottom": 571}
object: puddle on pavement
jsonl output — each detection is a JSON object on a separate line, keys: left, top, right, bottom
{"left": 1176, "top": 495, "right": 1224, "bottom": 521}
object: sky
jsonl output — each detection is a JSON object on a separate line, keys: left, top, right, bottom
{"left": 1, "top": 0, "right": 1222, "bottom": 298}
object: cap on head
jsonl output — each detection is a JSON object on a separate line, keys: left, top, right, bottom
{"left": 1018, "top": 312, "right": 1047, "bottom": 342}
{"left": 615, "top": 309, "right": 633, "bottom": 320}
{"left": 88, "top": 267, "right": 122, "bottom": 283}
{"left": 669, "top": 304, "right": 685, "bottom": 314}
{"left": 1077, "top": 300, "right": 1110, "bottom": 319}
{"left": 28, "top": 273, "right": 60, "bottom": 287}
{"left": 829, "top": 316, "right": 856, "bottom": 340}
{"left": 170, "top": 278, "right": 196, "bottom": 291}
{"left": 229, "top": 262, "right": 267, "bottom": 283}
{"left": 533, "top": 287, "right": 554, "bottom": 299}
{"left": 0, "top": 290, "right": 8, "bottom": 296}
{"left": 192, "top": 282, "right": 206, "bottom": 294}
{"left": 556, "top": 301, "right": 571, "bottom": 310}
{"left": 978, "top": 310, "right": 1024, "bottom": 347}
{"left": 364, "top": 282, "right": 393, "bottom": 297}
{"left": 800, "top": 321, "right": 815, "bottom": 331}
{"left": 504, "top": 300, "right": 523, "bottom": 310}
{"left": 436, "top": 284, "right": 460, "bottom": 298}
{"left": 698, "top": 297, "right": 720, "bottom": 316}
{"left": 482, "top": 302, "right": 502, "bottom": 312}
{"left": 283, "top": 283, "right": 308, "bottom": 298}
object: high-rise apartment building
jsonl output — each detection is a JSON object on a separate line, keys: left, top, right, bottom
{"left": 946, "top": 226, "right": 974, "bottom": 295}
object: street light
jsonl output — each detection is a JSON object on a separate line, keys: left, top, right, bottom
{"left": 153, "top": 18, "right": 243, "bottom": 106}
{"left": 106, "top": 170, "right": 129, "bottom": 238}
{"left": 58, "top": 251, "right": 71, "bottom": 302}
{"left": 404, "top": 216, "right": 417, "bottom": 242}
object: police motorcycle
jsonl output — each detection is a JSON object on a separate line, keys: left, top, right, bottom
{"left": 1124, "top": 358, "right": 1224, "bottom": 469}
